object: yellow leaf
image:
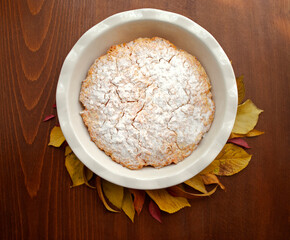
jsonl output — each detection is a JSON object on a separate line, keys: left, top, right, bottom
{"left": 96, "top": 177, "right": 119, "bottom": 212}
{"left": 205, "top": 143, "right": 252, "bottom": 176}
{"left": 122, "top": 190, "right": 135, "bottom": 222}
{"left": 146, "top": 189, "right": 190, "bottom": 214}
{"left": 246, "top": 129, "right": 264, "bottom": 137}
{"left": 236, "top": 75, "right": 245, "bottom": 104}
{"left": 83, "top": 167, "right": 95, "bottom": 188}
{"left": 229, "top": 132, "right": 244, "bottom": 139}
{"left": 200, "top": 160, "right": 220, "bottom": 175}
{"left": 65, "top": 146, "right": 72, "bottom": 156}
{"left": 48, "top": 126, "right": 65, "bottom": 147}
{"left": 232, "top": 99, "right": 263, "bottom": 134}
{"left": 65, "top": 152, "right": 93, "bottom": 187}
{"left": 184, "top": 175, "right": 208, "bottom": 193}
{"left": 229, "top": 129, "right": 265, "bottom": 139}
{"left": 102, "top": 180, "right": 124, "bottom": 209}
{"left": 201, "top": 173, "right": 225, "bottom": 190}
{"left": 168, "top": 185, "right": 217, "bottom": 198}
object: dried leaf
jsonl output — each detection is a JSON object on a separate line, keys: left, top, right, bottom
{"left": 184, "top": 175, "right": 208, "bottom": 193}
{"left": 201, "top": 174, "right": 225, "bottom": 190}
{"left": 227, "top": 138, "right": 251, "bottom": 149}
{"left": 146, "top": 189, "right": 190, "bottom": 214}
{"left": 65, "top": 152, "right": 93, "bottom": 187}
{"left": 102, "top": 180, "right": 124, "bottom": 209}
{"left": 149, "top": 200, "right": 162, "bottom": 223}
{"left": 229, "top": 129, "right": 265, "bottom": 139}
{"left": 65, "top": 146, "right": 72, "bottom": 156}
{"left": 130, "top": 189, "right": 145, "bottom": 215}
{"left": 48, "top": 126, "right": 65, "bottom": 147}
{"left": 43, "top": 114, "right": 55, "bottom": 122}
{"left": 246, "top": 129, "right": 265, "bottom": 137}
{"left": 200, "top": 159, "right": 220, "bottom": 175}
{"left": 96, "top": 177, "right": 119, "bottom": 212}
{"left": 167, "top": 185, "right": 218, "bottom": 199}
{"left": 203, "top": 143, "right": 252, "bottom": 176}
{"left": 82, "top": 167, "right": 95, "bottom": 189}
{"left": 236, "top": 75, "right": 245, "bottom": 104}
{"left": 122, "top": 190, "right": 135, "bottom": 222}
{"left": 232, "top": 99, "right": 263, "bottom": 134}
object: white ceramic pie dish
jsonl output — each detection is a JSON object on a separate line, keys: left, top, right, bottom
{"left": 56, "top": 8, "right": 237, "bottom": 190}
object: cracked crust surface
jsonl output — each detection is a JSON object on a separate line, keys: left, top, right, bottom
{"left": 80, "top": 37, "right": 215, "bottom": 169}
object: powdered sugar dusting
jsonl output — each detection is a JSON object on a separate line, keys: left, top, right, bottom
{"left": 80, "top": 37, "right": 215, "bottom": 169}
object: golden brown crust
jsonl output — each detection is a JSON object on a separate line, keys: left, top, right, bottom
{"left": 80, "top": 37, "right": 215, "bottom": 170}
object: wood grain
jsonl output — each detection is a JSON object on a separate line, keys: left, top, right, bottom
{"left": 0, "top": 0, "right": 289, "bottom": 239}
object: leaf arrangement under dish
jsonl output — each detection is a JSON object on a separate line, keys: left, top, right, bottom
{"left": 46, "top": 75, "right": 264, "bottom": 222}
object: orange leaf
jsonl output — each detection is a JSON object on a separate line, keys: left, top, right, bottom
{"left": 130, "top": 189, "right": 145, "bottom": 215}
{"left": 96, "top": 177, "right": 119, "bottom": 213}
{"left": 246, "top": 129, "right": 264, "bottom": 137}
{"left": 229, "top": 129, "right": 264, "bottom": 139}
{"left": 201, "top": 174, "right": 225, "bottom": 190}
{"left": 167, "top": 185, "right": 218, "bottom": 199}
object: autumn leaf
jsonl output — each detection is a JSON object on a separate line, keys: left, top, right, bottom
{"left": 82, "top": 167, "right": 95, "bottom": 189}
{"left": 96, "top": 177, "right": 119, "bottom": 212}
{"left": 203, "top": 143, "right": 252, "bottom": 176}
{"left": 229, "top": 129, "right": 264, "bottom": 139}
{"left": 65, "top": 146, "right": 72, "bottom": 156}
{"left": 146, "top": 189, "right": 190, "bottom": 214}
{"left": 246, "top": 129, "right": 264, "bottom": 137}
{"left": 130, "top": 189, "right": 145, "bottom": 215}
{"left": 232, "top": 99, "right": 263, "bottom": 134}
{"left": 236, "top": 75, "right": 245, "bottom": 104}
{"left": 48, "top": 126, "right": 66, "bottom": 147}
{"left": 200, "top": 159, "right": 220, "bottom": 175}
{"left": 43, "top": 114, "right": 55, "bottom": 122}
{"left": 184, "top": 175, "right": 208, "bottom": 193}
{"left": 102, "top": 180, "right": 124, "bottom": 209}
{"left": 122, "top": 190, "right": 135, "bottom": 222}
{"left": 65, "top": 152, "right": 93, "bottom": 187}
{"left": 167, "top": 185, "right": 218, "bottom": 199}
{"left": 201, "top": 173, "right": 225, "bottom": 190}
{"left": 149, "top": 200, "right": 162, "bottom": 223}
{"left": 227, "top": 138, "right": 251, "bottom": 149}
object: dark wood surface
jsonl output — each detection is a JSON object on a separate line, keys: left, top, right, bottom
{"left": 1, "top": 0, "right": 289, "bottom": 239}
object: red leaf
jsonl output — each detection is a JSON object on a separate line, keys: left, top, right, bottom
{"left": 43, "top": 115, "right": 55, "bottom": 122}
{"left": 52, "top": 103, "right": 56, "bottom": 108}
{"left": 149, "top": 200, "right": 162, "bottom": 223}
{"left": 227, "top": 138, "right": 251, "bottom": 149}
{"left": 129, "top": 189, "right": 145, "bottom": 215}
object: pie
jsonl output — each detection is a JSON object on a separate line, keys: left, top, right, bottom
{"left": 80, "top": 37, "right": 215, "bottom": 169}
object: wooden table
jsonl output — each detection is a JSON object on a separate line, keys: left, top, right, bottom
{"left": 1, "top": 0, "right": 289, "bottom": 239}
